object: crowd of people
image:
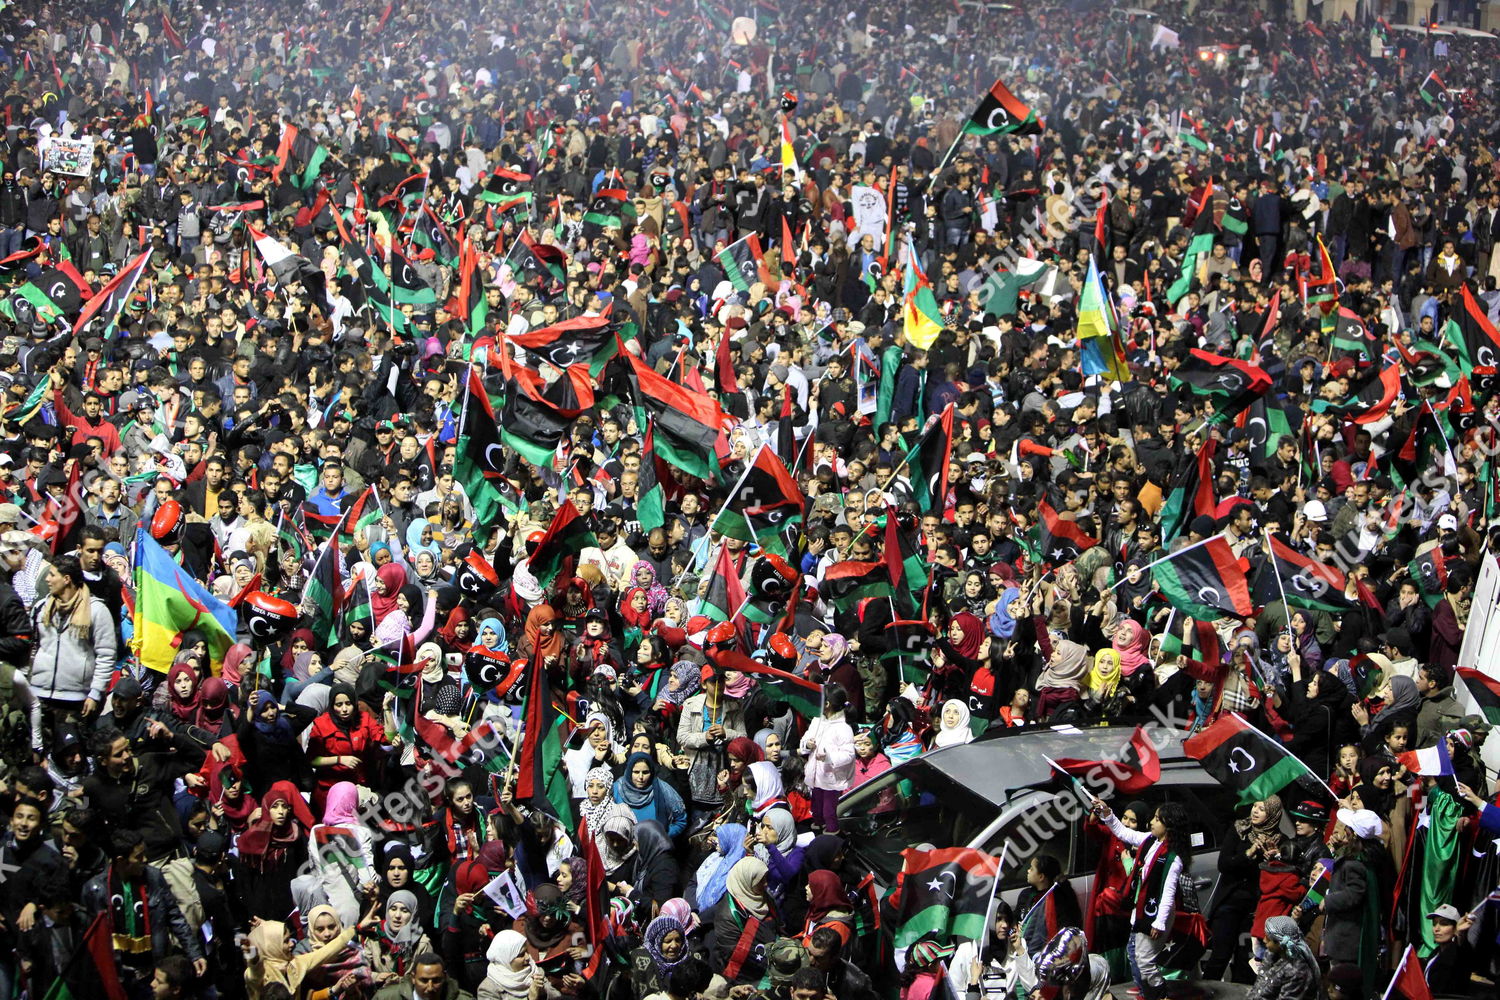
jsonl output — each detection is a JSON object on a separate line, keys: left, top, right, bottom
{"left": 1, "top": 0, "right": 1500, "bottom": 999}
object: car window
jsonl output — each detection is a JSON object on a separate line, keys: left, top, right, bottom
{"left": 978, "top": 790, "right": 1077, "bottom": 891}
{"left": 838, "top": 760, "right": 1000, "bottom": 883}
{"left": 1160, "top": 783, "right": 1239, "bottom": 852}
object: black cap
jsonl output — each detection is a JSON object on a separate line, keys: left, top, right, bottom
{"left": 195, "top": 830, "right": 228, "bottom": 859}
{"left": 1379, "top": 627, "right": 1414, "bottom": 656}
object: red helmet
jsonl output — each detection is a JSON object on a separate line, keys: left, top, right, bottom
{"left": 705, "top": 621, "right": 737, "bottom": 647}
{"left": 150, "top": 499, "right": 184, "bottom": 541}
{"left": 768, "top": 632, "right": 797, "bottom": 660}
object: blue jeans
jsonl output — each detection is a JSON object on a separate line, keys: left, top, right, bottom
{"left": 0, "top": 225, "right": 23, "bottom": 259}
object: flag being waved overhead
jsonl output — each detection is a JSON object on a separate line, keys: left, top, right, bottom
{"left": 891, "top": 846, "right": 1002, "bottom": 947}
{"left": 962, "top": 77, "right": 1043, "bottom": 136}
{"left": 1184, "top": 712, "right": 1323, "bottom": 806}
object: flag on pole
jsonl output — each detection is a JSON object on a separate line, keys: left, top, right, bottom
{"left": 961, "top": 77, "right": 1043, "bottom": 136}
{"left": 891, "top": 846, "right": 1002, "bottom": 947}
{"left": 1183, "top": 712, "right": 1321, "bottom": 805}
{"left": 1152, "top": 537, "right": 1254, "bottom": 620}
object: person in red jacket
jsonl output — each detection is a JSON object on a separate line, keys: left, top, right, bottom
{"left": 50, "top": 372, "right": 123, "bottom": 455}
{"left": 307, "top": 682, "right": 398, "bottom": 815}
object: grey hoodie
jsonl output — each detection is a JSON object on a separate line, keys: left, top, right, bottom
{"left": 29, "top": 593, "right": 117, "bottom": 704}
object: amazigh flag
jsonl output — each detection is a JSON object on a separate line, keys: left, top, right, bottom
{"left": 902, "top": 250, "right": 945, "bottom": 350}
{"left": 961, "top": 77, "right": 1043, "bottom": 136}
{"left": 717, "top": 233, "right": 764, "bottom": 294}
{"left": 1310, "top": 364, "right": 1401, "bottom": 424}
{"left": 1183, "top": 712, "right": 1322, "bottom": 806}
{"left": 1158, "top": 440, "right": 1218, "bottom": 542}
{"left": 455, "top": 370, "right": 509, "bottom": 529}
{"left": 1457, "top": 667, "right": 1500, "bottom": 725}
{"left": 1408, "top": 547, "right": 1448, "bottom": 607}
{"left": 903, "top": 404, "right": 954, "bottom": 512}
{"left": 891, "top": 846, "right": 1002, "bottom": 947}
{"left": 1077, "top": 257, "right": 1129, "bottom": 381}
{"left": 511, "top": 314, "right": 615, "bottom": 371}
{"left": 715, "top": 445, "right": 804, "bottom": 557}
{"left": 699, "top": 543, "right": 748, "bottom": 623}
{"left": 626, "top": 352, "right": 725, "bottom": 481}
{"left": 1052, "top": 725, "right": 1161, "bottom": 795}
{"left": 1152, "top": 536, "right": 1254, "bottom": 620}
{"left": 528, "top": 500, "right": 595, "bottom": 587}
{"left": 1448, "top": 283, "right": 1500, "bottom": 374}
{"left": 1328, "top": 307, "right": 1379, "bottom": 364}
{"left": 133, "top": 527, "right": 237, "bottom": 673}
{"left": 74, "top": 249, "right": 151, "bottom": 338}
{"left": 1253, "top": 535, "right": 1358, "bottom": 613}
{"left": 1035, "top": 498, "right": 1099, "bottom": 565}
{"left": 1170, "top": 349, "right": 1271, "bottom": 424}
{"left": 515, "top": 645, "right": 576, "bottom": 824}
{"left": 823, "top": 559, "right": 893, "bottom": 611}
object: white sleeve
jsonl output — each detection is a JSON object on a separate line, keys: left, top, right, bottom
{"left": 1154, "top": 856, "right": 1184, "bottom": 932}
{"left": 1103, "top": 811, "right": 1151, "bottom": 848}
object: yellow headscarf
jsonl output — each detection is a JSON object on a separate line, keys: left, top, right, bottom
{"left": 1088, "top": 649, "right": 1122, "bottom": 700}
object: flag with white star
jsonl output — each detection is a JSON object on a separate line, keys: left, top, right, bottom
{"left": 891, "top": 846, "right": 1001, "bottom": 948}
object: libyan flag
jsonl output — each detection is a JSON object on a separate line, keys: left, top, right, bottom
{"left": 1035, "top": 497, "right": 1099, "bottom": 566}
{"left": 1253, "top": 535, "right": 1358, "bottom": 614}
{"left": 528, "top": 500, "right": 596, "bottom": 587}
{"left": 1457, "top": 667, "right": 1500, "bottom": 725}
{"left": 511, "top": 314, "right": 616, "bottom": 372}
{"left": 823, "top": 559, "right": 892, "bottom": 612}
{"left": 1183, "top": 712, "right": 1321, "bottom": 806}
{"left": 716, "top": 234, "right": 764, "bottom": 294}
{"left": 892, "top": 846, "right": 1002, "bottom": 948}
{"left": 711, "top": 645, "right": 823, "bottom": 719}
{"left": 1169, "top": 349, "right": 1271, "bottom": 425}
{"left": 454, "top": 368, "right": 509, "bottom": 534}
{"left": 1152, "top": 536, "right": 1254, "bottom": 620}
{"left": 715, "top": 445, "right": 805, "bottom": 557}
{"left": 1159, "top": 439, "right": 1218, "bottom": 542}
{"left": 515, "top": 646, "right": 576, "bottom": 825}
{"left": 1052, "top": 724, "right": 1161, "bottom": 795}
{"left": 1408, "top": 547, "right": 1449, "bottom": 608}
{"left": 883, "top": 507, "right": 930, "bottom": 615}
{"left": 699, "top": 543, "right": 748, "bottom": 623}
{"left": 961, "top": 77, "right": 1043, "bottom": 136}
{"left": 41, "top": 913, "right": 128, "bottom": 1000}
{"left": 626, "top": 352, "right": 725, "bottom": 481}
{"left": 904, "top": 404, "right": 954, "bottom": 512}
{"left": 1310, "top": 364, "right": 1401, "bottom": 424}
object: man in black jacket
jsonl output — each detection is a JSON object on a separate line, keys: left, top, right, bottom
{"left": 81, "top": 829, "right": 205, "bottom": 989}
{"left": 0, "top": 168, "right": 26, "bottom": 259}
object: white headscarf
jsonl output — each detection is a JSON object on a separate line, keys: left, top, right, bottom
{"left": 932, "top": 699, "right": 974, "bottom": 748}
{"left": 485, "top": 930, "right": 535, "bottom": 999}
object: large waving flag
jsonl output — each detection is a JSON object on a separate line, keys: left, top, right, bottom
{"left": 133, "top": 527, "right": 237, "bottom": 672}
{"left": 902, "top": 249, "right": 945, "bottom": 349}
{"left": 1150, "top": 535, "right": 1254, "bottom": 620}
{"left": 1183, "top": 712, "right": 1322, "bottom": 806}
{"left": 75, "top": 250, "right": 151, "bottom": 338}
{"left": 1077, "top": 256, "right": 1129, "bottom": 381}
{"left": 891, "top": 846, "right": 1002, "bottom": 947}
{"left": 961, "top": 77, "right": 1043, "bottom": 137}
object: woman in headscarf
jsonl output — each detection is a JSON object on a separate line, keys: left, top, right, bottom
{"left": 690, "top": 822, "right": 748, "bottom": 911}
{"left": 812, "top": 633, "right": 864, "bottom": 720}
{"left": 989, "top": 586, "right": 1021, "bottom": 641}
{"left": 1354, "top": 675, "right": 1420, "bottom": 754}
{"left": 630, "top": 915, "right": 691, "bottom": 1000}
{"left": 515, "top": 883, "right": 588, "bottom": 983}
{"left": 653, "top": 660, "right": 701, "bottom": 714}
{"left": 612, "top": 752, "right": 687, "bottom": 837}
{"left": 1349, "top": 757, "right": 1396, "bottom": 819}
{"left": 406, "top": 519, "right": 442, "bottom": 562}
{"left": 578, "top": 765, "right": 627, "bottom": 849}
{"left": 438, "top": 606, "right": 475, "bottom": 655}
{"left": 1247, "top": 916, "right": 1321, "bottom": 1000}
{"left": 1086, "top": 649, "right": 1123, "bottom": 711}
{"left": 1279, "top": 667, "right": 1359, "bottom": 778}
{"left": 753, "top": 807, "right": 803, "bottom": 899}
{"left": 716, "top": 736, "right": 765, "bottom": 817}
{"left": 307, "top": 683, "right": 396, "bottom": 814}
{"left": 414, "top": 642, "right": 466, "bottom": 746}
{"left": 207, "top": 761, "right": 257, "bottom": 834}
{"left": 374, "top": 583, "right": 436, "bottom": 651}
{"left": 293, "top": 905, "right": 373, "bottom": 1000}
{"left": 565, "top": 714, "right": 627, "bottom": 799}
{"left": 620, "top": 587, "right": 654, "bottom": 637}
{"left": 1035, "top": 639, "right": 1090, "bottom": 719}
{"left": 309, "top": 783, "right": 377, "bottom": 926}
{"left": 477, "top": 930, "right": 542, "bottom": 1000}
{"left": 444, "top": 858, "right": 509, "bottom": 990}
{"left": 244, "top": 917, "right": 357, "bottom": 1000}
{"left": 929, "top": 612, "right": 985, "bottom": 707}
{"left": 624, "top": 821, "right": 681, "bottom": 921}
{"left": 744, "top": 759, "right": 787, "bottom": 819}
{"left": 1083, "top": 799, "right": 1149, "bottom": 981}
{"left": 359, "top": 889, "right": 432, "bottom": 982}
{"left": 1288, "top": 610, "right": 1324, "bottom": 675}
{"left": 708, "top": 857, "right": 778, "bottom": 984}
{"left": 1203, "top": 796, "right": 1285, "bottom": 981}
{"left": 930, "top": 699, "right": 973, "bottom": 749}
{"left": 377, "top": 843, "right": 436, "bottom": 935}
{"left": 629, "top": 560, "right": 670, "bottom": 615}
{"left": 161, "top": 659, "right": 204, "bottom": 726}
{"left": 516, "top": 605, "right": 567, "bottom": 665}
{"left": 677, "top": 667, "right": 749, "bottom": 821}
{"left": 236, "top": 690, "right": 317, "bottom": 798}
{"left": 370, "top": 563, "right": 408, "bottom": 624}
{"left": 236, "top": 780, "right": 314, "bottom": 921}
{"left": 801, "top": 869, "right": 855, "bottom": 943}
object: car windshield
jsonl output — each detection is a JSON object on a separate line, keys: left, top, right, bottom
{"left": 837, "top": 759, "right": 1003, "bottom": 882}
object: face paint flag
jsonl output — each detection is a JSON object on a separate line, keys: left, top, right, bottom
{"left": 1183, "top": 712, "right": 1321, "bottom": 806}
{"left": 961, "top": 77, "right": 1043, "bottom": 136}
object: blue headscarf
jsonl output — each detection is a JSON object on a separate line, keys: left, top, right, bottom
{"left": 612, "top": 752, "right": 686, "bottom": 832}
{"left": 694, "top": 822, "right": 748, "bottom": 911}
{"left": 989, "top": 586, "right": 1020, "bottom": 639}
{"left": 477, "top": 617, "right": 509, "bottom": 653}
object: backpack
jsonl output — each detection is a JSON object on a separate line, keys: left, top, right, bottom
{"left": 0, "top": 663, "right": 32, "bottom": 762}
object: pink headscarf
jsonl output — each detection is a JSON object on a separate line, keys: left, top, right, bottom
{"left": 1112, "top": 618, "right": 1151, "bottom": 677}
{"left": 323, "top": 781, "right": 361, "bottom": 825}
{"left": 371, "top": 563, "right": 409, "bottom": 622}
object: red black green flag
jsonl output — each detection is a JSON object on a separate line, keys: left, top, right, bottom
{"left": 1408, "top": 547, "right": 1449, "bottom": 608}
{"left": 626, "top": 352, "right": 725, "bottom": 481}
{"left": 304, "top": 536, "right": 344, "bottom": 646}
{"left": 455, "top": 368, "right": 509, "bottom": 532}
{"left": 904, "top": 404, "right": 954, "bottom": 513}
{"left": 1152, "top": 536, "right": 1254, "bottom": 620}
{"left": 1035, "top": 498, "right": 1099, "bottom": 565}
{"left": 716, "top": 234, "right": 765, "bottom": 294}
{"left": 1052, "top": 725, "right": 1161, "bottom": 795}
{"left": 412, "top": 204, "right": 459, "bottom": 265}
{"left": 511, "top": 314, "right": 615, "bottom": 371}
{"left": 1159, "top": 438, "right": 1219, "bottom": 542}
{"left": 1169, "top": 349, "right": 1272, "bottom": 424}
{"left": 961, "top": 77, "right": 1042, "bottom": 137}
{"left": 1253, "top": 535, "right": 1357, "bottom": 613}
{"left": 1328, "top": 307, "right": 1380, "bottom": 365}
{"left": 528, "top": 500, "right": 596, "bottom": 587}
{"left": 715, "top": 445, "right": 805, "bottom": 557}
{"left": 823, "top": 559, "right": 892, "bottom": 612}
{"left": 1457, "top": 667, "right": 1500, "bottom": 725}
{"left": 700, "top": 543, "right": 748, "bottom": 623}
{"left": 891, "top": 846, "right": 1002, "bottom": 947}
{"left": 1449, "top": 283, "right": 1500, "bottom": 374}
{"left": 515, "top": 645, "right": 575, "bottom": 825}
{"left": 1184, "top": 712, "right": 1321, "bottom": 806}
{"left": 1311, "top": 364, "right": 1401, "bottom": 424}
